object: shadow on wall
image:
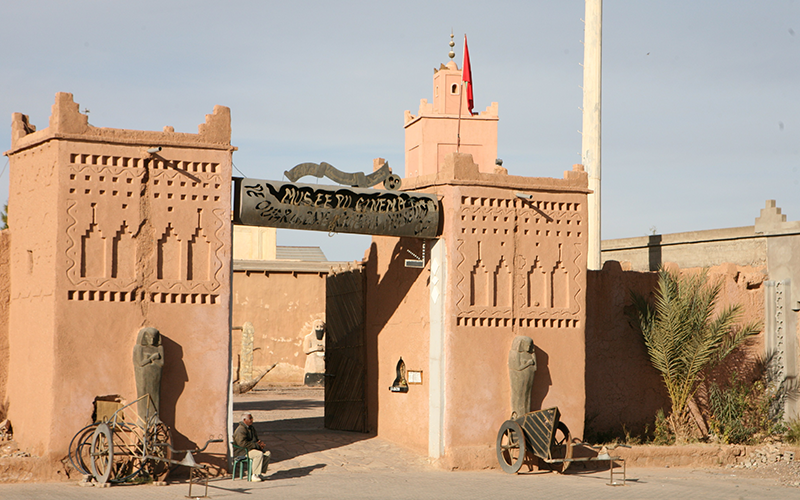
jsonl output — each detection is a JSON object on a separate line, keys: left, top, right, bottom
{"left": 159, "top": 335, "right": 191, "bottom": 448}
{"left": 584, "top": 262, "right": 669, "bottom": 442}
{"left": 363, "top": 238, "right": 427, "bottom": 433}
{"left": 530, "top": 348, "right": 551, "bottom": 412}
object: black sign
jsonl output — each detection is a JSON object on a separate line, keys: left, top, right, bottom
{"left": 233, "top": 178, "right": 440, "bottom": 238}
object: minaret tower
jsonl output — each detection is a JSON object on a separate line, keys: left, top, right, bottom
{"left": 404, "top": 33, "right": 499, "bottom": 178}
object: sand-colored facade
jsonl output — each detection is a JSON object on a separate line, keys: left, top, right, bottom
{"left": 367, "top": 150, "right": 589, "bottom": 469}
{"left": 231, "top": 261, "right": 329, "bottom": 386}
{"left": 3, "top": 93, "right": 233, "bottom": 463}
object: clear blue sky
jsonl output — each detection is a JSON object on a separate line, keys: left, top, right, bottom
{"left": 2, "top": 1, "right": 798, "bottom": 261}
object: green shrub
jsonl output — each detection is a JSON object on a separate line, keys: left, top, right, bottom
{"left": 630, "top": 269, "right": 760, "bottom": 443}
{"left": 653, "top": 409, "right": 674, "bottom": 445}
{"left": 708, "top": 367, "right": 788, "bottom": 444}
{"left": 785, "top": 419, "right": 800, "bottom": 445}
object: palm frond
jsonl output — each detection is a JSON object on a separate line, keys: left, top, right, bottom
{"left": 630, "top": 267, "right": 759, "bottom": 431}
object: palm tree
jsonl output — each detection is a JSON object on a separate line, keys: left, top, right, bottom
{"left": 630, "top": 268, "right": 761, "bottom": 442}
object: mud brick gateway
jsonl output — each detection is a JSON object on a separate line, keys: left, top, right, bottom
{"left": 0, "top": 56, "right": 794, "bottom": 475}
{"left": 3, "top": 93, "right": 233, "bottom": 469}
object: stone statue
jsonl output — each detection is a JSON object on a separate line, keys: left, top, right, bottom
{"left": 508, "top": 336, "right": 537, "bottom": 420}
{"left": 303, "top": 320, "right": 326, "bottom": 386}
{"left": 133, "top": 327, "right": 164, "bottom": 422}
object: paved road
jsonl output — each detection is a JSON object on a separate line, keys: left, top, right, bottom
{"left": 2, "top": 466, "right": 798, "bottom": 500}
{"left": 2, "top": 388, "right": 799, "bottom": 499}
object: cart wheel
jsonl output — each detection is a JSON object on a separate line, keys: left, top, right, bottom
{"left": 109, "top": 421, "right": 147, "bottom": 483}
{"left": 549, "top": 421, "right": 573, "bottom": 473}
{"left": 142, "top": 421, "right": 172, "bottom": 482}
{"left": 68, "top": 423, "right": 98, "bottom": 476}
{"left": 90, "top": 423, "right": 114, "bottom": 484}
{"left": 496, "top": 420, "right": 526, "bottom": 474}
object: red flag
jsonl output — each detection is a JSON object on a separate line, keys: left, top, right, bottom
{"left": 462, "top": 35, "right": 474, "bottom": 115}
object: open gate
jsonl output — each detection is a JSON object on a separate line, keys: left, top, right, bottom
{"left": 324, "top": 267, "right": 368, "bottom": 432}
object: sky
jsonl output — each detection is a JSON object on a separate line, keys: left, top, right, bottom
{"left": 1, "top": 1, "right": 798, "bottom": 262}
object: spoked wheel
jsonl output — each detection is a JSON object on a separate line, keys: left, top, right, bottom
{"left": 109, "top": 422, "right": 147, "bottom": 483}
{"left": 547, "top": 421, "right": 573, "bottom": 473}
{"left": 68, "top": 423, "right": 98, "bottom": 476}
{"left": 90, "top": 423, "right": 114, "bottom": 484}
{"left": 142, "top": 421, "right": 172, "bottom": 482}
{"left": 496, "top": 420, "right": 526, "bottom": 474}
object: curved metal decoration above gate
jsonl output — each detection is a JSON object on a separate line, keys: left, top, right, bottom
{"left": 233, "top": 178, "right": 441, "bottom": 238}
{"left": 285, "top": 161, "right": 402, "bottom": 191}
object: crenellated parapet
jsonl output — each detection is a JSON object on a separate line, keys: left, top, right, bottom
{"left": 8, "top": 92, "right": 234, "bottom": 153}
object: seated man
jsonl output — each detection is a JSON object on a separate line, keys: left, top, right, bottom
{"left": 233, "top": 413, "right": 271, "bottom": 481}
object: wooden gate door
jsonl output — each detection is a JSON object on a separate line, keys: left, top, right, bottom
{"left": 324, "top": 268, "right": 368, "bottom": 432}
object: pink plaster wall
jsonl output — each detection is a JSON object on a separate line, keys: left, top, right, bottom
{"left": 585, "top": 261, "right": 766, "bottom": 440}
{"left": 364, "top": 237, "right": 432, "bottom": 453}
{"left": 4, "top": 93, "right": 233, "bottom": 462}
{"left": 404, "top": 61, "right": 498, "bottom": 178}
{"left": 367, "top": 153, "right": 589, "bottom": 469}
{"left": 0, "top": 230, "right": 9, "bottom": 420}
{"left": 231, "top": 270, "right": 326, "bottom": 385}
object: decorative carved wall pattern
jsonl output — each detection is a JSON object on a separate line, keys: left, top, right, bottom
{"left": 148, "top": 168, "right": 225, "bottom": 293}
{"left": 64, "top": 152, "right": 227, "bottom": 301}
{"left": 64, "top": 162, "right": 143, "bottom": 289}
{"left": 454, "top": 194, "right": 584, "bottom": 328}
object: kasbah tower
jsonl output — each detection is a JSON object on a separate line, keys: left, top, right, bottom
{"left": 366, "top": 35, "right": 588, "bottom": 469}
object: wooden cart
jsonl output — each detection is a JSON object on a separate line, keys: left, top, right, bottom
{"left": 496, "top": 407, "right": 627, "bottom": 485}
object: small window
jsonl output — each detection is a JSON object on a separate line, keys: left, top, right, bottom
{"left": 451, "top": 83, "right": 458, "bottom": 94}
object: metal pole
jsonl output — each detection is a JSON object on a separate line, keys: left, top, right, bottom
{"left": 582, "top": 0, "right": 602, "bottom": 270}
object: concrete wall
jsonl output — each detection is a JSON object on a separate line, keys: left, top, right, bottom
{"left": 232, "top": 226, "right": 276, "bottom": 261}
{"left": 4, "top": 93, "right": 233, "bottom": 463}
{"left": 601, "top": 227, "right": 766, "bottom": 272}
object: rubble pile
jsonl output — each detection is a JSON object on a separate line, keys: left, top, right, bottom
{"left": 736, "top": 445, "right": 794, "bottom": 468}
{"left": 730, "top": 444, "right": 800, "bottom": 487}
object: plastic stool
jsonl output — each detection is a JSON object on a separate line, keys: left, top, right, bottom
{"left": 232, "top": 443, "right": 253, "bottom": 481}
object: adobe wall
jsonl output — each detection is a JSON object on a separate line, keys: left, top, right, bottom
{"left": 231, "top": 266, "right": 327, "bottom": 386}
{"left": 585, "top": 261, "right": 766, "bottom": 440}
{"left": 599, "top": 200, "right": 800, "bottom": 421}
{"left": 367, "top": 153, "right": 589, "bottom": 469}
{"left": 364, "top": 236, "right": 433, "bottom": 454}
{"left": 4, "top": 93, "right": 233, "bottom": 462}
{"left": 0, "top": 230, "right": 9, "bottom": 419}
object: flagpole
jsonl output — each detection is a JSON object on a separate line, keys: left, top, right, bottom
{"left": 457, "top": 82, "right": 464, "bottom": 152}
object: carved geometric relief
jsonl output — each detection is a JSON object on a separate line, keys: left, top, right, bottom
{"left": 111, "top": 222, "right": 134, "bottom": 281}
{"left": 469, "top": 259, "right": 488, "bottom": 306}
{"left": 157, "top": 224, "right": 181, "bottom": 281}
{"left": 525, "top": 258, "right": 547, "bottom": 308}
{"left": 453, "top": 193, "right": 584, "bottom": 328}
{"left": 80, "top": 222, "right": 106, "bottom": 278}
{"left": 65, "top": 160, "right": 143, "bottom": 289}
{"left": 551, "top": 262, "right": 569, "bottom": 309}
{"left": 187, "top": 227, "right": 210, "bottom": 281}
{"left": 62, "top": 148, "right": 228, "bottom": 305}
{"left": 493, "top": 257, "right": 512, "bottom": 307}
